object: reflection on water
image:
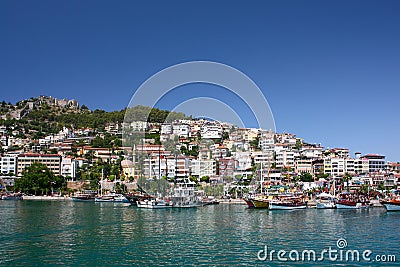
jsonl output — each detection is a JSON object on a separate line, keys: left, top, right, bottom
{"left": 0, "top": 201, "right": 399, "bottom": 266}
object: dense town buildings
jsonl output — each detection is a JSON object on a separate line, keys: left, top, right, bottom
{"left": 0, "top": 98, "right": 399, "bottom": 191}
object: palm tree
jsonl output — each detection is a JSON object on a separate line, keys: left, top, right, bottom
{"left": 343, "top": 172, "right": 352, "bottom": 191}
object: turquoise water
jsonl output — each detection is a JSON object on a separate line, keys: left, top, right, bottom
{"left": 0, "top": 201, "right": 399, "bottom": 266}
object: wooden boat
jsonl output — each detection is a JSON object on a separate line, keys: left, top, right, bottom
{"left": 380, "top": 197, "right": 400, "bottom": 211}
{"left": 71, "top": 191, "right": 97, "bottom": 202}
{"left": 95, "top": 193, "right": 128, "bottom": 203}
{"left": 243, "top": 195, "right": 270, "bottom": 209}
{"left": 335, "top": 193, "right": 370, "bottom": 209}
{"left": 269, "top": 196, "right": 307, "bottom": 210}
{"left": 243, "top": 197, "right": 256, "bottom": 208}
{"left": 201, "top": 198, "right": 220, "bottom": 206}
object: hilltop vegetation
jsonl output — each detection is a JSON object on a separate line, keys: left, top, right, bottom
{"left": 0, "top": 97, "right": 191, "bottom": 140}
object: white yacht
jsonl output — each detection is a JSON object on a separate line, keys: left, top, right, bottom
{"left": 136, "top": 198, "right": 172, "bottom": 209}
{"left": 315, "top": 192, "right": 336, "bottom": 209}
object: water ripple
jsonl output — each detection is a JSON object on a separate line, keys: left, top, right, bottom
{"left": 1, "top": 201, "right": 399, "bottom": 266}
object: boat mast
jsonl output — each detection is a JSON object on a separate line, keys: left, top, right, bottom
{"left": 100, "top": 168, "right": 104, "bottom": 196}
{"left": 261, "top": 161, "right": 264, "bottom": 195}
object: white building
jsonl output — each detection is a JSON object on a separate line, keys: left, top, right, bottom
{"left": 191, "top": 159, "right": 216, "bottom": 178}
{"left": 161, "top": 124, "right": 173, "bottom": 135}
{"left": 61, "top": 157, "right": 77, "bottom": 179}
{"left": 295, "top": 158, "right": 313, "bottom": 174}
{"left": 233, "top": 152, "right": 252, "bottom": 171}
{"left": 276, "top": 150, "right": 295, "bottom": 169}
{"left": 301, "top": 146, "right": 323, "bottom": 159}
{"left": 127, "top": 121, "right": 148, "bottom": 132}
{"left": 172, "top": 124, "right": 191, "bottom": 138}
{"left": 201, "top": 122, "right": 222, "bottom": 139}
{"left": 0, "top": 154, "right": 18, "bottom": 175}
{"left": 144, "top": 155, "right": 191, "bottom": 180}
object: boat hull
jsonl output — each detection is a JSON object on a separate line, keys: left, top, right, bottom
{"left": 336, "top": 202, "right": 369, "bottom": 209}
{"left": 316, "top": 202, "right": 336, "bottom": 209}
{"left": 71, "top": 197, "right": 95, "bottom": 202}
{"left": 381, "top": 202, "right": 400, "bottom": 211}
{"left": 269, "top": 202, "right": 307, "bottom": 210}
{"left": 137, "top": 200, "right": 172, "bottom": 209}
{"left": 95, "top": 194, "right": 128, "bottom": 203}
{"left": 1, "top": 195, "right": 23, "bottom": 200}
{"left": 249, "top": 198, "right": 270, "bottom": 209}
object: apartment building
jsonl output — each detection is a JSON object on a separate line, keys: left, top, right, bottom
{"left": 17, "top": 153, "right": 61, "bottom": 176}
{"left": 0, "top": 154, "right": 18, "bottom": 175}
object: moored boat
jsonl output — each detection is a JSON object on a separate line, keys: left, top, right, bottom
{"left": 269, "top": 196, "right": 307, "bottom": 210}
{"left": 243, "top": 197, "right": 256, "bottom": 208}
{"left": 170, "top": 178, "right": 202, "bottom": 208}
{"left": 316, "top": 193, "right": 336, "bottom": 209}
{"left": 243, "top": 195, "right": 270, "bottom": 209}
{"left": 201, "top": 197, "right": 220, "bottom": 206}
{"left": 380, "top": 197, "right": 400, "bottom": 211}
{"left": 95, "top": 193, "right": 128, "bottom": 203}
{"left": 136, "top": 198, "right": 172, "bottom": 209}
{"left": 335, "top": 193, "right": 370, "bottom": 209}
{"left": 1, "top": 192, "right": 23, "bottom": 200}
{"left": 71, "top": 191, "right": 97, "bottom": 202}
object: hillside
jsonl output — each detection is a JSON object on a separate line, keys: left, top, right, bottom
{"left": 0, "top": 96, "right": 190, "bottom": 140}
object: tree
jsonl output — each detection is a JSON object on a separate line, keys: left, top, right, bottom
{"left": 14, "top": 163, "right": 64, "bottom": 195}
{"left": 343, "top": 172, "right": 352, "bottom": 191}
{"left": 295, "top": 139, "right": 302, "bottom": 150}
{"left": 300, "top": 172, "right": 313, "bottom": 182}
{"left": 200, "top": 176, "right": 210, "bottom": 183}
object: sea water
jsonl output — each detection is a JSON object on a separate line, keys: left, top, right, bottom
{"left": 1, "top": 201, "right": 399, "bottom": 266}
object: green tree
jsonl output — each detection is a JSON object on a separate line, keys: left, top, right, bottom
{"left": 300, "top": 172, "right": 313, "bottom": 182}
{"left": 343, "top": 172, "right": 352, "bottom": 191}
{"left": 14, "top": 163, "right": 63, "bottom": 195}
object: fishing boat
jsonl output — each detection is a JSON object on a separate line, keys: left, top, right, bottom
{"left": 315, "top": 192, "right": 336, "bottom": 209}
{"left": 170, "top": 178, "right": 202, "bottom": 208}
{"left": 268, "top": 195, "right": 307, "bottom": 210}
{"left": 380, "top": 197, "right": 400, "bottom": 211}
{"left": 136, "top": 198, "right": 172, "bottom": 209}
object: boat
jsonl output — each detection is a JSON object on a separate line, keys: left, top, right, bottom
{"left": 170, "top": 178, "right": 202, "bottom": 208}
{"left": 335, "top": 193, "right": 370, "bottom": 209}
{"left": 243, "top": 161, "right": 273, "bottom": 209}
{"left": 380, "top": 197, "right": 400, "bottom": 211}
{"left": 136, "top": 198, "right": 172, "bottom": 209}
{"left": 243, "top": 197, "right": 256, "bottom": 208}
{"left": 243, "top": 195, "right": 270, "bottom": 209}
{"left": 1, "top": 192, "right": 23, "bottom": 200}
{"left": 268, "top": 195, "right": 307, "bottom": 210}
{"left": 201, "top": 197, "right": 220, "bottom": 206}
{"left": 315, "top": 192, "right": 336, "bottom": 209}
{"left": 71, "top": 191, "right": 97, "bottom": 202}
{"left": 95, "top": 193, "right": 128, "bottom": 203}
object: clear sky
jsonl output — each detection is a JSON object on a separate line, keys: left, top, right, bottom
{"left": 1, "top": 1, "right": 399, "bottom": 161}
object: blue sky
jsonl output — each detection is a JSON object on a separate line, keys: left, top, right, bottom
{"left": 1, "top": 1, "right": 399, "bottom": 161}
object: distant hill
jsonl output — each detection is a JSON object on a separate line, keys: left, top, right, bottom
{"left": 0, "top": 96, "right": 191, "bottom": 140}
